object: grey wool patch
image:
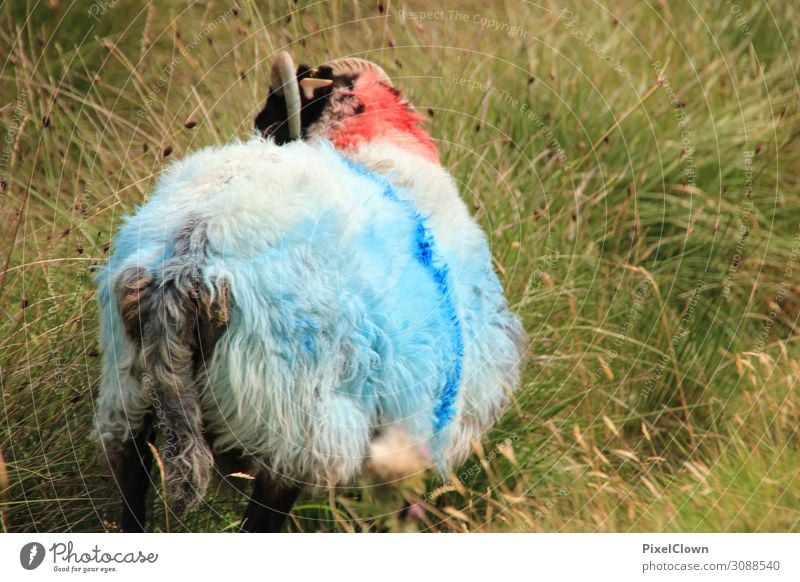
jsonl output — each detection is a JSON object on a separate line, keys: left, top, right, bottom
{"left": 114, "top": 217, "right": 230, "bottom": 513}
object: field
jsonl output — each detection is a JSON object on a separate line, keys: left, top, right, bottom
{"left": 1, "top": 0, "right": 799, "bottom": 532}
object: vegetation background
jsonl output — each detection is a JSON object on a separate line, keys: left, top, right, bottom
{"left": 1, "top": 0, "right": 799, "bottom": 532}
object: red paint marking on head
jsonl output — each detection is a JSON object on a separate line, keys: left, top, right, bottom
{"left": 327, "top": 71, "right": 439, "bottom": 164}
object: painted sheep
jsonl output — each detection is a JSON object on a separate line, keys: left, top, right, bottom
{"left": 94, "top": 53, "right": 524, "bottom": 532}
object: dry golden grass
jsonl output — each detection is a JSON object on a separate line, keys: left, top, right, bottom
{"left": 1, "top": 0, "right": 799, "bottom": 531}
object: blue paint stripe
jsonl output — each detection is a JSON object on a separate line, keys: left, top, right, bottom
{"left": 340, "top": 155, "right": 464, "bottom": 432}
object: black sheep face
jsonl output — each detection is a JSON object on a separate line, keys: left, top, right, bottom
{"left": 254, "top": 63, "right": 364, "bottom": 144}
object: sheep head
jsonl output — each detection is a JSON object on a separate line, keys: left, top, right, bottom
{"left": 255, "top": 53, "right": 438, "bottom": 163}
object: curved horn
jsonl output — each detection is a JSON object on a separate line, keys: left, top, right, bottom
{"left": 270, "top": 51, "right": 302, "bottom": 140}
{"left": 322, "top": 57, "right": 392, "bottom": 86}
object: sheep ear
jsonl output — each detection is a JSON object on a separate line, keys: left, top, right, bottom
{"left": 254, "top": 95, "right": 290, "bottom": 142}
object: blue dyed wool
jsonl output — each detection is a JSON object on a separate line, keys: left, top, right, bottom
{"left": 341, "top": 156, "right": 464, "bottom": 431}
{"left": 95, "top": 137, "right": 525, "bottom": 486}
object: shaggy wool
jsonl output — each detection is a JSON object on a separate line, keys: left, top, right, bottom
{"left": 95, "top": 136, "right": 525, "bottom": 488}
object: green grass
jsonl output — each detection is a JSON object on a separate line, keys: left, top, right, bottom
{"left": 1, "top": 0, "right": 799, "bottom": 532}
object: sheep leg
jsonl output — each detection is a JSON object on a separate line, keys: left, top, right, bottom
{"left": 239, "top": 475, "right": 302, "bottom": 533}
{"left": 117, "top": 425, "right": 155, "bottom": 533}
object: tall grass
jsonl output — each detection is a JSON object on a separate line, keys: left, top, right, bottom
{"left": 1, "top": 0, "right": 799, "bottom": 532}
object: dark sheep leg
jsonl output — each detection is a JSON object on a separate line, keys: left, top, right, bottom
{"left": 116, "top": 425, "right": 155, "bottom": 533}
{"left": 239, "top": 473, "right": 302, "bottom": 533}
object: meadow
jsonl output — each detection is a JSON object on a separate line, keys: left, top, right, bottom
{"left": 1, "top": 0, "right": 799, "bottom": 532}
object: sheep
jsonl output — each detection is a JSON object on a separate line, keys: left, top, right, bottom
{"left": 94, "top": 52, "right": 525, "bottom": 532}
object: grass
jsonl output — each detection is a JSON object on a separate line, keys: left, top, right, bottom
{"left": 1, "top": 0, "right": 799, "bottom": 532}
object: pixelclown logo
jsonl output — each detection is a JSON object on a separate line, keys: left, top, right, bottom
{"left": 20, "top": 542, "right": 46, "bottom": 570}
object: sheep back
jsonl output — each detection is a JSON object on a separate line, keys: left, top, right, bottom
{"left": 96, "top": 137, "right": 524, "bottom": 488}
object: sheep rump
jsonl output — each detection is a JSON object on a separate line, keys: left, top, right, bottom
{"left": 94, "top": 137, "right": 524, "bottom": 508}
